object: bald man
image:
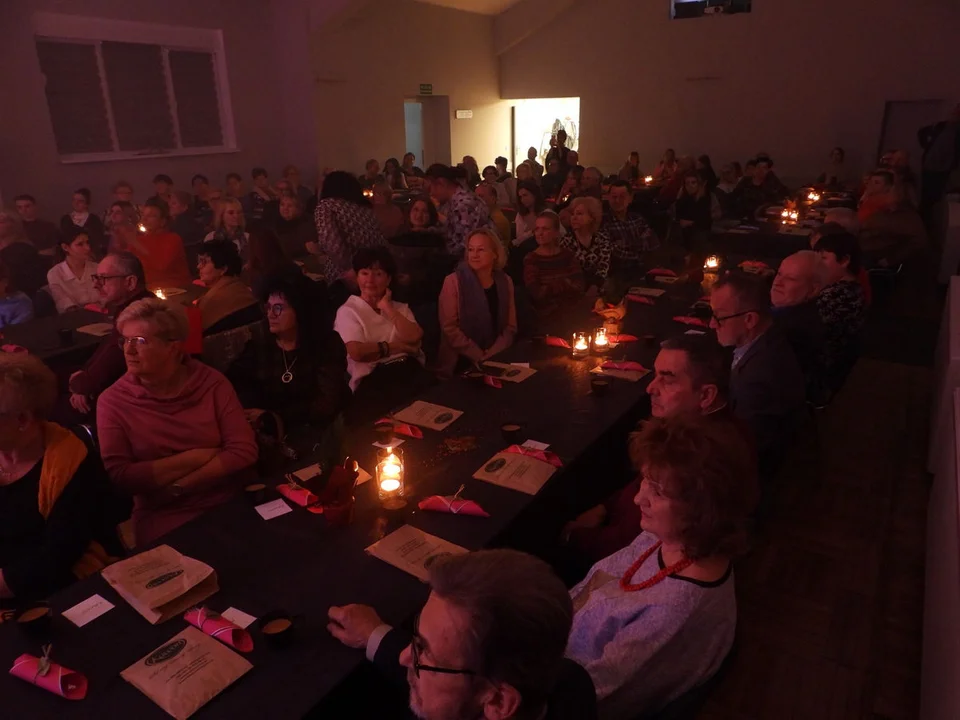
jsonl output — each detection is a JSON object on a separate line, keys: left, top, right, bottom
{"left": 772, "top": 251, "right": 825, "bottom": 397}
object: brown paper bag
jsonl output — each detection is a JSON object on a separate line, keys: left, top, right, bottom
{"left": 472, "top": 450, "right": 557, "bottom": 495}
{"left": 101, "top": 545, "right": 218, "bottom": 624}
{"left": 121, "top": 627, "right": 252, "bottom": 719}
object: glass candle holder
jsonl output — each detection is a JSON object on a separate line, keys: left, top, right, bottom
{"left": 593, "top": 327, "right": 610, "bottom": 353}
{"left": 376, "top": 447, "right": 405, "bottom": 508}
{"left": 572, "top": 332, "right": 590, "bottom": 358}
{"left": 703, "top": 255, "right": 721, "bottom": 273}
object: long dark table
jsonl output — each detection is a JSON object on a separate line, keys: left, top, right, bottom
{"left": 0, "top": 275, "right": 707, "bottom": 719}
{"left": 3, "top": 310, "right": 113, "bottom": 365}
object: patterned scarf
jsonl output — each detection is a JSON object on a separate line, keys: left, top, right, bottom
{"left": 455, "top": 261, "right": 509, "bottom": 352}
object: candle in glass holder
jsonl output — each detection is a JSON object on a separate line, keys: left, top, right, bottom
{"left": 572, "top": 332, "right": 590, "bottom": 358}
{"left": 644, "top": 175, "right": 654, "bottom": 185}
{"left": 363, "top": 188, "right": 374, "bottom": 199}
{"left": 781, "top": 209, "right": 790, "bottom": 219}
{"left": 154, "top": 288, "right": 167, "bottom": 300}
{"left": 703, "top": 255, "right": 721, "bottom": 273}
{"left": 376, "top": 447, "right": 405, "bottom": 508}
{"left": 138, "top": 224, "right": 147, "bottom": 233}
{"left": 807, "top": 191, "right": 821, "bottom": 203}
{"left": 593, "top": 327, "right": 609, "bottom": 352}
{"left": 789, "top": 210, "right": 799, "bottom": 222}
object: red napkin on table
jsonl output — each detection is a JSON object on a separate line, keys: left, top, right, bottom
{"left": 544, "top": 336, "right": 571, "bottom": 349}
{"left": 505, "top": 444, "right": 563, "bottom": 468}
{"left": 192, "top": 278, "right": 206, "bottom": 287}
{"left": 375, "top": 419, "right": 424, "bottom": 439}
{"left": 1, "top": 344, "right": 27, "bottom": 353}
{"left": 601, "top": 361, "right": 647, "bottom": 372}
{"left": 83, "top": 303, "right": 108, "bottom": 314}
{"left": 484, "top": 375, "right": 503, "bottom": 389}
{"left": 647, "top": 268, "right": 677, "bottom": 277}
{"left": 673, "top": 316, "right": 709, "bottom": 328}
{"left": 739, "top": 260, "right": 772, "bottom": 272}
{"left": 9, "top": 654, "right": 87, "bottom": 700}
{"left": 184, "top": 607, "right": 253, "bottom": 653}
{"left": 277, "top": 482, "right": 318, "bottom": 507}
{"left": 608, "top": 334, "right": 638, "bottom": 343}
{"left": 418, "top": 495, "right": 490, "bottom": 517}
{"left": 626, "top": 294, "right": 654, "bottom": 305}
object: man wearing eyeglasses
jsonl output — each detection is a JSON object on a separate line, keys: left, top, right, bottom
{"left": 327, "top": 549, "right": 597, "bottom": 720}
{"left": 709, "top": 271, "right": 805, "bottom": 491}
{"left": 61, "top": 252, "right": 152, "bottom": 421}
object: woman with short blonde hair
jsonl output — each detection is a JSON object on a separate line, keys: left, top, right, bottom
{"left": 437, "top": 228, "right": 517, "bottom": 376}
{"left": 98, "top": 297, "right": 257, "bottom": 547}
{"left": 204, "top": 197, "right": 250, "bottom": 257}
{"left": 560, "top": 196, "right": 612, "bottom": 289}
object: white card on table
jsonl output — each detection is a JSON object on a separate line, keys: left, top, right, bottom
{"left": 63, "top": 594, "right": 115, "bottom": 627}
{"left": 393, "top": 401, "right": 463, "bottom": 431}
{"left": 355, "top": 467, "right": 373, "bottom": 485}
{"left": 76, "top": 323, "right": 114, "bottom": 337}
{"left": 482, "top": 361, "right": 537, "bottom": 383}
{"left": 373, "top": 438, "right": 405, "bottom": 449}
{"left": 590, "top": 365, "right": 650, "bottom": 383}
{"left": 365, "top": 525, "right": 468, "bottom": 582}
{"left": 511, "top": 362, "right": 530, "bottom": 369}
{"left": 655, "top": 276, "right": 679, "bottom": 284}
{"left": 255, "top": 498, "right": 293, "bottom": 520}
{"left": 221, "top": 607, "right": 257, "bottom": 629}
{"left": 473, "top": 450, "right": 557, "bottom": 495}
{"left": 684, "top": 329, "right": 706, "bottom": 336}
{"left": 627, "top": 287, "right": 666, "bottom": 297}
{"left": 522, "top": 440, "right": 550, "bottom": 451}
{"left": 292, "top": 463, "right": 322, "bottom": 482}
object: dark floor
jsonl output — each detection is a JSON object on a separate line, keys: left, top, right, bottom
{"left": 701, "top": 263, "right": 941, "bottom": 720}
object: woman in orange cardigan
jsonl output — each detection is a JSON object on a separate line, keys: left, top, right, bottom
{"left": 437, "top": 228, "right": 517, "bottom": 377}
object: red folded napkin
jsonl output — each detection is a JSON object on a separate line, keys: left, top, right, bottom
{"left": 626, "top": 294, "right": 654, "bottom": 305}
{"left": 673, "top": 316, "right": 709, "bottom": 328}
{"left": 739, "top": 260, "right": 772, "bottom": 272}
{"left": 648, "top": 268, "right": 677, "bottom": 277}
{"left": 545, "top": 336, "right": 571, "bottom": 349}
{"left": 9, "top": 654, "right": 87, "bottom": 700}
{"left": 484, "top": 375, "right": 503, "bottom": 389}
{"left": 608, "top": 334, "right": 638, "bottom": 343}
{"left": 277, "top": 482, "right": 318, "bottom": 507}
{"left": 375, "top": 419, "right": 424, "bottom": 439}
{"left": 83, "top": 303, "right": 108, "bottom": 314}
{"left": 184, "top": 607, "right": 253, "bottom": 653}
{"left": 601, "top": 361, "right": 647, "bottom": 372}
{"left": 418, "top": 495, "right": 490, "bottom": 517}
{"left": 505, "top": 444, "right": 563, "bottom": 468}
{"left": 1, "top": 344, "right": 27, "bottom": 353}
{"left": 192, "top": 278, "right": 206, "bottom": 287}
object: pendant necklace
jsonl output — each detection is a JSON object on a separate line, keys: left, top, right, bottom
{"left": 281, "top": 349, "right": 298, "bottom": 384}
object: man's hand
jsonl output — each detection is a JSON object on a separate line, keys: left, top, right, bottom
{"left": 327, "top": 604, "right": 383, "bottom": 649}
{"left": 69, "top": 393, "right": 91, "bottom": 414}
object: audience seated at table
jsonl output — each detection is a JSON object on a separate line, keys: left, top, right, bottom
{"left": 438, "top": 229, "right": 517, "bottom": 378}
{"left": 425, "top": 164, "right": 491, "bottom": 257}
{"left": 523, "top": 211, "right": 584, "bottom": 319}
{"left": 566, "top": 414, "right": 757, "bottom": 719}
{"left": 602, "top": 181, "right": 659, "bottom": 275}
{"left": 475, "top": 183, "right": 512, "bottom": 250}
{"left": 401, "top": 152, "right": 425, "bottom": 180}
{"left": 270, "top": 191, "right": 314, "bottom": 258}
{"left": 560, "top": 197, "right": 612, "bottom": 290}
{"left": 103, "top": 181, "right": 140, "bottom": 229}
{"left": 727, "top": 156, "right": 789, "bottom": 218}
{"left": 360, "top": 158, "right": 385, "bottom": 190}
{"left": 382, "top": 158, "right": 408, "bottom": 192}
{"left": 815, "top": 230, "right": 867, "bottom": 395}
{"left": 168, "top": 190, "right": 205, "bottom": 249}
{"left": 47, "top": 229, "right": 100, "bottom": 314}
{"left": 710, "top": 271, "right": 805, "bottom": 485}
{"left": 0, "top": 206, "right": 50, "bottom": 300}
{"left": 189, "top": 174, "right": 214, "bottom": 228}
{"left": 653, "top": 148, "right": 679, "bottom": 182}
{"left": 334, "top": 246, "right": 431, "bottom": 423}
{"left": 812, "top": 213, "right": 873, "bottom": 305}
{"left": 388, "top": 198, "right": 452, "bottom": 308}
{"left": 672, "top": 171, "right": 718, "bottom": 251}
{"left": 0, "top": 263, "right": 33, "bottom": 330}
{"left": 658, "top": 156, "right": 696, "bottom": 204}
{"left": 60, "top": 188, "right": 105, "bottom": 253}
{"left": 816, "top": 147, "right": 850, "bottom": 190}
{"left": 195, "top": 240, "right": 260, "bottom": 336}
{"left": 771, "top": 251, "right": 827, "bottom": 398}
{"left": 204, "top": 197, "right": 250, "bottom": 259}
{"left": 123, "top": 200, "right": 192, "bottom": 291}
{"left": 857, "top": 170, "right": 927, "bottom": 268}
{"left": 282, "top": 164, "right": 315, "bottom": 211}
{"left": 481, "top": 165, "right": 512, "bottom": 208}
{"left": 229, "top": 273, "right": 349, "bottom": 463}
{"left": 515, "top": 180, "right": 547, "bottom": 246}
{"left": 248, "top": 167, "right": 278, "bottom": 224}
{"left": 311, "top": 170, "right": 385, "bottom": 290}
{"left": 371, "top": 181, "right": 405, "bottom": 240}
{"left": 225, "top": 172, "right": 250, "bottom": 214}
{"left": 328, "top": 549, "right": 595, "bottom": 720}
{"left": 542, "top": 158, "right": 565, "bottom": 201}
{"left": 104, "top": 201, "right": 139, "bottom": 255}
{"left": 563, "top": 335, "right": 735, "bottom": 571}
{"left": 0, "top": 353, "right": 120, "bottom": 604}
{"left": 14, "top": 194, "right": 61, "bottom": 252}
{"left": 620, "top": 151, "right": 642, "bottom": 183}
{"left": 97, "top": 298, "right": 257, "bottom": 547}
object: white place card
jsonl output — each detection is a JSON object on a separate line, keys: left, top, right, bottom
{"left": 628, "top": 287, "right": 666, "bottom": 297}
{"left": 373, "top": 438, "right": 405, "bottom": 449}
{"left": 63, "top": 594, "right": 115, "bottom": 627}
{"left": 76, "top": 323, "right": 114, "bottom": 337}
{"left": 366, "top": 525, "right": 468, "bottom": 582}
{"left": 522, "top": 440, "right": 550, "bottom": 451}
{"left": 684, "top": 329, "right": 707, "bottom": 336}
{"left": 354, "top": 466, "right": 373, "bottom": 485}
{"left": 511, "top": 362, "right": 531, "bottom": 369}
{"left": 655, "top": 276, "right": 679, "bottom": 284}
{"left": 255, "top": 498, "right": 293, "bottom": 520}
{"left": 221, "top": 607, "right": 257, "bottom": 629}
{"left": 292, "top": 463, "right": 322, "bottom": 482}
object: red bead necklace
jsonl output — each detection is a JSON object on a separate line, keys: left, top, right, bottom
{"left": 619, "top": 541, "right": 693, "bottom": 592}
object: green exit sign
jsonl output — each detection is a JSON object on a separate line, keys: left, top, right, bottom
{"left": 419, "top": 83, "right": 433, "bottom": 95}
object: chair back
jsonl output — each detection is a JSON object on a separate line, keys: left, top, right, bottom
{"left": 201, "top": 320, "right": 266, "bottom": 373}
{"left": 640, "top": 643, "right": 737, "bottom": 720}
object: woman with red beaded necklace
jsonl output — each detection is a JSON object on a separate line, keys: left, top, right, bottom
{"left": 565, "top": 415, "right": 758, "bottom": 719}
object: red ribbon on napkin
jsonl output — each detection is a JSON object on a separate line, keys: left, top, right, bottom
{"left": 601, "top": 361, "right": 647, "bottom": 372}
{"left": 184, "top": 608, "right": 253, "bottom": 653}
{"left": 648, "top": 268, "right": 677, "bottom": 277}
{"left": 9, "top": 654, "right": 88, "bottom": 700}
{"left": 484, "top": 375, "right": 503, "bottom": 389}
{"left": 277, "top": 482, "right": 318, "bottom": 507}
{"left": 418, "top": 495, "right": 490, "bottom": 517}
{"left": 1, "top": 344, "right": 27, "bottom": 353}
{"left": 673, "top": 316, "right": 709, "bottom": 328}
{"left": 608, "top": 334, "right": 638, "bottom": 343}
{"left": 504, "top": 444, "right": 563, "bottom": 468}
{"left": 376, "top": 419, "right": 424, "bottom": 439}
{"left": 626, "top": 294, "right": 654, "bottom": 305}
{"left": 544, "top": 336, "right": 571, "bottom": 349}
{"left": 82, "top": 303, "right": 108, "bottom": 314}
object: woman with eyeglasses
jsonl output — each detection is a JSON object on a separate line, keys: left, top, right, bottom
{"left": 97, "top": 298, "right": 257, "bottom": 547}
{"left": 195, "top": 239, "right": 260, "bottom": 336}
{"left": 228, "top": 274, "right": 349, "bottom": 462}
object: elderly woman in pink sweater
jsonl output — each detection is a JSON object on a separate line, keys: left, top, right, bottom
{"left": 97, "top": 298, "right": 257, "bottom": 547}
{"left": 437, "top": 229, "right": 517, "bottom": 377}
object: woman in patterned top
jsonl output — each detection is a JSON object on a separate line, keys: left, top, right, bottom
{"left": 310, "top": 171, "right": 385, "bottom": 287}
{"left": 815, "top": 230, "right": 866, "bottom": 392}
{"left": 560, "top": 196, "right": 612, "bottom": 290}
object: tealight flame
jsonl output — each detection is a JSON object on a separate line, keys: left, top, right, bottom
{"left": 644, "top": 176, "right": 654, "bottom": 185}
{"left": 380, "top": 478, "right": 401, "bottom": 492}
{"left": 789, "top": 210, "right": 799, "bottom": 221}
{"left": 781, "top": 209, "right": 790, "bottom": 218}
{"left": 704, "top": 255, "right": 721, "bottom": 270}
{"left": 594, "top": 328, "right": 609, "bottom": 347}
{"left": 363, "top": 189, "right": 374, "bottom": 199}
{"left": 154, "top": 289, "right": 166, "bottom": 300}
{"left": 807, "top": 191, "right": 821, "bottom": 202}
{"left": 138, "top": 224, "right": 147, "bottom": 233}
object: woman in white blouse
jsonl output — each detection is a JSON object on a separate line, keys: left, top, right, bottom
{"left": 46, "top": 230, "right": 100, "bottom": 313}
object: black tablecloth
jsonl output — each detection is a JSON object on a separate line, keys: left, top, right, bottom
{"left": 3, "top": 310, "right": 111, "bottom": 364}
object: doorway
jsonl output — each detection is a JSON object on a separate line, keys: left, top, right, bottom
{"left": 406, "top": 96, "right": 451, "bottom": 168}
{"left": 877, "top": 99, "right": 945, "bottom": 177}
{"left": 404, "top": 101, "right": 423, "bottom": 167}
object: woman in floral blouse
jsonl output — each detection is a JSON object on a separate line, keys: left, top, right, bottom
{"left": 560, "top": 196, "right": 612, "bottom": 290}
{"left": 815, "top": 230, "right": 866, "bottom": 393}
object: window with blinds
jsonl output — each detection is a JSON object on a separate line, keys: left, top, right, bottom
{"left": 35, "top": 36, "right": 231, "bottom": 161}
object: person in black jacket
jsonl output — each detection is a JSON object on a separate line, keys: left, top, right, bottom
{"left": 327, "top": 549, "right": 597, "bottom": 720}
{"left": 673, "top": 172, "right": 715, "bottom": 251}
{"left": 918, "top": 104, "right": 960, "bottom": 223}
{"left": 771, "top": 251, "right": 826, "bottom": 401}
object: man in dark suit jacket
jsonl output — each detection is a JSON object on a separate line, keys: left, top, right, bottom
{"left": 710, "top": 271, "right": 805, "bottom": 483}
{"left": 771, "top": 251, "right": 826, "bottom": 399}
{"left": 327, "top": 549, "right": 597, "bottom": 720}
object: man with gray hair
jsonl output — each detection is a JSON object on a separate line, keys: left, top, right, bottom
{"left": 771, "top": 251, "right": 827, "bottom": 397}
{"left": 328, "top": 549, "right": 596, "bottom": 720}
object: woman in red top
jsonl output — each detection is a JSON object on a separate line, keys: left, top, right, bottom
{"left": 121, "top": 200, "right": 192, "bottom": 291}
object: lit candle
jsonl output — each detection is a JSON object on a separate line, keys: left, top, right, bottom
{"left": 572, "top": 332, "right": 590, "bottom": 357}
{"left": 594, "top": 328, "right": 609, "bottom": 351}
{"left": 703, "top": 255, "right": 721, "bottom": 272}
{"left": 789, "top": 210, "right": 799, "bottom": 221}
{"left": 154, "top": 289, "right": 166, "bottom": 300}
{"left": 138, "top": 224, "right": 147, "bottom": 233}
{"left": 644, "top": 176, "right": 654, "bottom": 185}
{"left": 781, "top": 209, "right": 790, "bottom": 218}
{"left": 377, "top": 447, "right": 405, "bottom": 506}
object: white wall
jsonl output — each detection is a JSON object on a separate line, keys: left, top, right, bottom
{"left": 0, "top": 0, "right": 299, "bottom": 214}
{"left": 499, "top": 0, "right": 960, "bottom": 181}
